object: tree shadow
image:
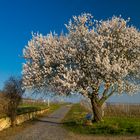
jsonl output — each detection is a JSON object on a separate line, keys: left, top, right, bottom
{"left": 46, "top": 116, "right": 59, "bottom": 119}
{"left": 36, "top": 119, "right": 63, "bottom": 125}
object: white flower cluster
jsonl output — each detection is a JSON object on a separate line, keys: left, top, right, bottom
{"left": 23, "top": 13, "right": 140, "bottom": 102}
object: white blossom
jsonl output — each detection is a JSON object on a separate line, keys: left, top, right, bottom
{"left": 23, "top": 13, "right": 140, "bottom": 101}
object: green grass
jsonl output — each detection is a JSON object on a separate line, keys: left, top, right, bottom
{"left": 17, "top": 103, "right": 63, "bottom": 115}
{"left": 0, "top": 103, "right": 62, "bottom": 118}
{"left": 17, "top": 104, "right": 49, "bottom": 115}
{"left": 63, "top": 104, "right": 140, "bottom": 136}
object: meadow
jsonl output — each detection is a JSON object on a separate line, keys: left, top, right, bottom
{"left": 63, "top": 103, "right": 140, "bottom": 136}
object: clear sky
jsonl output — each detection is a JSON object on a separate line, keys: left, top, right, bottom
{"left": 0, "top": 0, "right": 140, "bottom": 102}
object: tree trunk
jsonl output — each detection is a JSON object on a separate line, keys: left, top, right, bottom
{"left": 10, "top": 111, "right": 16, "bottom": 127}
{"left": 90, "top": 99, "right": 103, "bottom": 122}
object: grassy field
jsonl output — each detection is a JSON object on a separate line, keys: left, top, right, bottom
{"left": 18, "top": 102, "right": 63, "bottom": 116}
{"left": 0, "top": 101, "right": 62, "bottom": 118}
{"left": 17, "top": 103, "right": 48, "bottom": 115}
{"left": 63, "top": 104, "right": 140, "bottom": 136}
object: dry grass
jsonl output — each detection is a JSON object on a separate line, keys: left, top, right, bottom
{"left": 104, "top": 103, "right": 140, "bottom": 117}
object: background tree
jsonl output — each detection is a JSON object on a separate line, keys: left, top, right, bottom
{"left": 23, "top": 13, "right": 140, "bottom": 122}
{"left": 3, "top": 76, "right": 24, "bottom": 126}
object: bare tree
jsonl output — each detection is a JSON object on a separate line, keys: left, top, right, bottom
{"left": 3, "top": 76, "right": 24, "bottom": 126}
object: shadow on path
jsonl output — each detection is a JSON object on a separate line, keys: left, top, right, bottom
{"left": 36, "top": 119, "right": 63, "bottom": 125}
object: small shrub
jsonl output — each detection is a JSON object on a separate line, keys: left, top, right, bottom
{"left": 3, "top": 76, "right": 24, "bottom": 126}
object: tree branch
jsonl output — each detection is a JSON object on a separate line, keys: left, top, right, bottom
{"left": 106, "top": 86, "right": 115, "bottom": 98}
{"left": 99, "top": 86, "right": 115, "bottom": 105}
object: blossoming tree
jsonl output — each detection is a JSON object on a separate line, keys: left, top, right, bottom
{"left": 23, "top": 13, "right": 140, "bottom": 122}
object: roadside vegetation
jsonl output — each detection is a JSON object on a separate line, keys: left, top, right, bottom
{"left": 17, "top": 103, "right": 49, "bottom": 115}
{"left": 63, "top": 104, "right": 140, "bottom": 136}
{"left": 0, "top": 100, "right": 62, "bottom": 118}
{"left": 3, "top": 77, "right": 24, "bottom": 126}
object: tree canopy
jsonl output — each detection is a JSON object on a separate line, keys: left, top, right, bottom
{"left": 23, "top": 13, "right": 140, "bottom": 97}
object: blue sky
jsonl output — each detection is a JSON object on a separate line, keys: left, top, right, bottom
{"left": 0, "top": 0, "right": 140, "bottom": 102}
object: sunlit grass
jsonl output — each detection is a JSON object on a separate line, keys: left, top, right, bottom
{"left": 0, "top": 102, "right": 62, "bottom": 118}
{"left": 63, "top": 104, "right": 140, "bottom": 135}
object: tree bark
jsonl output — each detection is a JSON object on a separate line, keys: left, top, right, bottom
{"left": 90, "top": 99, "right": 103, "bottom": 122}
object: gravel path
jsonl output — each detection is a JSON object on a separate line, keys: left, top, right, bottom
{"left": 2, "top": 105, "right": 72, "bottom": 140}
